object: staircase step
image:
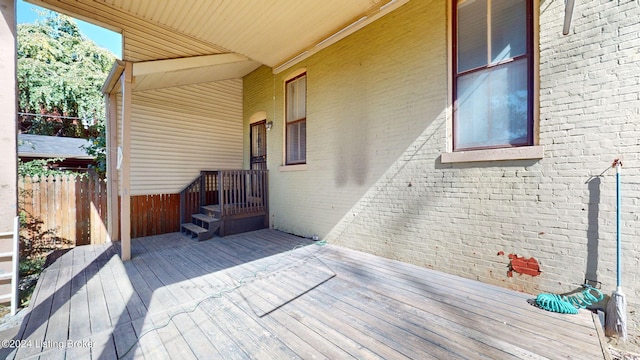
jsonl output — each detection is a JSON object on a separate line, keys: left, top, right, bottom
{"left": 192, "top": 213, "right": 219, "bottom": 224}
{"left": 201, "top": 205, "right": 221, "bottom": 217}
{"left": 181, "top": 223, "right": 208, "bottom": 241}
{"left": 182, "top": 222, "right": 207, "bottom": 233}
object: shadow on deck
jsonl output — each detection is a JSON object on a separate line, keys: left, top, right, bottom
{"left": 1, "top": 229, "right": 609, "bottom": 359}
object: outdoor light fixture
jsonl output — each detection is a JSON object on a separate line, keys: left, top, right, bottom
{"left": 266, "top": 121, "right": 273, "bottom": 131}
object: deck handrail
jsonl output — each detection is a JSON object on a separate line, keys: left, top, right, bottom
{"left": 179, "top": 171, "right": 219, "bottom": 224}
{"left": 218, "top": 169, "right": 268, "bottom": 218}
{"left": 180, "top": 169, "right": 268, "bottom": 224}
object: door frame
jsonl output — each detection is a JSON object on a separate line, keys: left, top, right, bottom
{"left": 250, "top": 120, "right": 267, "bottom": 170}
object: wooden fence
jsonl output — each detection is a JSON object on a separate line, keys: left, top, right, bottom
{"left": 129, "top": 194, "right": 180, "bottom": 238}
{"left": 19, "top": 174, "right": 108, "bottom": 247}
{"left": 19, "top": 175, "right": 182, "bottom": 247}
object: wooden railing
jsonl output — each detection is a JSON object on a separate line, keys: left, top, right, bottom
{"left": 179, "top": 171, "right": 219, "bottom": 224}
{"left": 180, "top": 170, "right": 268, "bottom": 223}
{"left": 218, "top": 170, "right": 268, "bottom": 218}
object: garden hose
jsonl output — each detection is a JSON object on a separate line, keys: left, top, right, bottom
{"left": 535, "top": 285, "right": 604, "bottom": 314}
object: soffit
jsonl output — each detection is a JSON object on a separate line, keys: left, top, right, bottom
{"left": 131, "top": 54, "right": 262, "bottom": 92}
{"left": 103, "top": 54, "right": 262, "bottom": 93}
{"left": 27, "top": 0, "right": 397, "bottom": 68}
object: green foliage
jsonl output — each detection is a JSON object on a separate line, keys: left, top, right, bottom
{"left": 19, "top": 254, "right": 46, "bottom": 276}
{"left": 18, "top": 11, "right": 113, "bottom": 176}
{"left": 18, "top": 257, "right": 46, "bottom": 307}
{"left": 17, "top": 158, "right": 83, "bottom": 183}
{"left": 17, "top": 157, "right": 77, "bottom": 178}
{"left": 17, "top": 12, "right": 115, "bottom": 124}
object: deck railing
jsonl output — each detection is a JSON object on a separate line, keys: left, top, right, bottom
{"left": 179, "top": 170, "right": 268, "bottom": 224}
{"left": 218, "top": 169, "right": 268, "bottom": 218}
{"left": 179, "top": 171, "right": 219, "bottom": 224}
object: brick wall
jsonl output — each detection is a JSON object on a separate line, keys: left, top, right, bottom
{"left": 244, "top": 0, "right": 640, "bottom": 334}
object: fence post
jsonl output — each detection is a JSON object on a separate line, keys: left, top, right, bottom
{"left": 218, "top": 171, "right": 225, "bottom": 217}
{"left": 199, "top": 172, "right": 206, "bottom": 208}
{"left": 179, "top": 190, "right": 185, "bottom": 225}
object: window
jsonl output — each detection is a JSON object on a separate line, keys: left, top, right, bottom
{"left": 286, "top": 73, "right": 306, "bottom": 164}
{"left": 453, "top": 0, "right": 533, "bottom": 151}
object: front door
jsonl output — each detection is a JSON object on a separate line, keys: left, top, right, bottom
{"left": 250, "top": 121, "right": 267, "bottom": 170}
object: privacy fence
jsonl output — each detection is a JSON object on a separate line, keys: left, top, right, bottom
{"left": 19, "top": 175, "right": 182, "bottom": 247}
{"left": 19, "top": 174, "right": 109, "bottom": 246}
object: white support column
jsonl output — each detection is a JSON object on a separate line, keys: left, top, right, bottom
{"left": 105, "top": 92, "right": 119, "bottom": 241}
{"left": 120, "top": 61, "right": 132, "bottom": 260}
{"left": 10, "top": 216, "right": 18, "bottom": 315}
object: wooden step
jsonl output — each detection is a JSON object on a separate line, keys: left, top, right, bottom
{"left": 0, "top": 252, "right": 13, "bottom": 259}
{"left": 192, "top": 213, "right": 219, "bottom": 225}
{"left": 181, "top": 220, "right": 221, "bottom": 241}
{"left": 201, "top": 205, "right": 221, "bottom": 217}
{"left": 181, "top": 223, "right": 208, "bottom": 241}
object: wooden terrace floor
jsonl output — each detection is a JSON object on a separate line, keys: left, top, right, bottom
{"left": 2, "top": 229, "right": 608, "bottom": 359}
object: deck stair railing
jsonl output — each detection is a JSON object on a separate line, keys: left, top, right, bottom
{"left": 179, "top": 170, "right": 268, "bottom": 240}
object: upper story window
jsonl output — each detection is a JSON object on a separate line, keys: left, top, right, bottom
{"left": 286, "top": 73, "right": 306, "bottom": 165}
{"left": 453, "top": 0, "right": 533, "bottom": 151}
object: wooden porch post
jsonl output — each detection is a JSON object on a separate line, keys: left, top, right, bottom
{"left": 105, "top": 92, "right": 119, "bottom": 241}
{"left": 120, "top": 61, "right": 133, "bottom": 260}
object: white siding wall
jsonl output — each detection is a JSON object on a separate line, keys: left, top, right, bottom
{"left": 120, "top": 80, "right": 243, "bottom": 195}
{"left": 245, "top": 0, "right": 640, "bottom": 334}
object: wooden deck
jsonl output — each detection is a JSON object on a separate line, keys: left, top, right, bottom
{"left": 2, "top": 230, "right": 608, "bottom": 359}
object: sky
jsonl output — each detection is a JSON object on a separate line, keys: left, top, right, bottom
{"left": 17, "top": 0, "right": 122, "bottom": 58}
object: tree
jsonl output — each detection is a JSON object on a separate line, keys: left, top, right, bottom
{"left": 17, "top": 11, "right": 114, "bottom": 175}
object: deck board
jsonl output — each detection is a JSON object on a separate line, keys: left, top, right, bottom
{"left": 5, "top": 230, "right": 608, "bottom": 359}
{"left": 323, "top": 246, "right": 601, "bottom": 357}
{"left": 14, "top": 260, "right": 59, "bottom": 359}
{"left": 68, "top": 254, "right": 91, "bottom": 341}
{"left": 148, "top": 311, "right": 197, "bottom": 360}
{"left": 85, "top": 254, "right": 113, "bottom": 334}
{"left": 323, "top": 252, "right": 583, "bottom": 358}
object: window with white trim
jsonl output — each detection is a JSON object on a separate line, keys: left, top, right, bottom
{"left": 453, "top": 0, "right": 533, "bottom": 151}
{"left": 286, "top": 73, "right": 306, "bottom": 164}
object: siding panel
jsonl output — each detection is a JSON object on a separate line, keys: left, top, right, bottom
{"left": 130, "top": 80, "right": 243, "bottom": 195}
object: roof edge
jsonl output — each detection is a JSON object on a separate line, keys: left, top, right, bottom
{"left": 102, "top": 60, "right": 126, "bottom": 94}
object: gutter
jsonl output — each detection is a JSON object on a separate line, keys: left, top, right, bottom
{"left": 20, "top": 154, "right": 95, "bottom": 160}
{"left": 101, "top": 60, "right": 125, "bottom": 94}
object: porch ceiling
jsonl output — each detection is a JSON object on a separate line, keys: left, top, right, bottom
{"left": 26, "top": 0, "right": 401, "bottom": 71}
{"left": 131, "top": 54, "right": 261, "bottom": 92}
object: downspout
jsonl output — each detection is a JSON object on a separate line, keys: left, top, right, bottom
{"left": 563, "top": 0, "right": 575, "bottom": 35}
